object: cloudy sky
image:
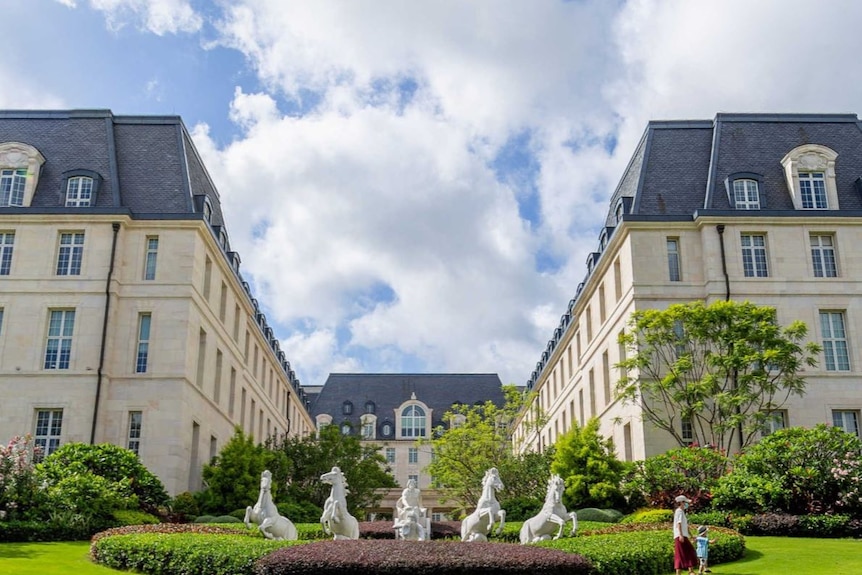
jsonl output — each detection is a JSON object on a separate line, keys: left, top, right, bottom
{"left": 3, "top": 1, "right": 862, "bottom": 387}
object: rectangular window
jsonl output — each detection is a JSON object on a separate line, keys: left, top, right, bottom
{"left": 667, "top": 238, "right": 681, "bottom": 281}
{"left": 681, "top": 418, "right": 694, "bottom": 444}
{"left": 799, "top": 172, "right": 828, "bottom": 209}
{"left": 599, "top": 284, "right": 606, "bottom": 323}
{"left": 588, "top": 369, "right": 596, "bottom": 416}
{"left": 833, "top": 410, "right": 860, "bottom": 437}
{"left": 214, "top": 349, "right": 223, "bottom": 404}
{"left": 44, "top": 310, "right": 75, "bottom": 369}
{"left": 602, "top": 351, "right": 611, "bottom": 406}
{"left": 34, "top": 409, "right": 63, "bottom": 459}
{"left": 586, "top": 306, "right": 593, "bottom": 341}
{"left": 385, "top": 447, "right": 396, "bottom": 463}
{"left": 578, "top": 389, "right": 584, "bottom": 426}
{"left": 233, "top": 305, "right": 241, "bottom": 341}
{"left": 623, "top": 423, "right": 633, "bottom": 462}
{"left": 810, "top": 234, "right": 837, "bottom": 277}
{"left": 65, "top": 176, "right": 93, "bottom": 207}
{"left": 203, "top": 256, "right": 212, "bottom": 300}
{"left": 135, "top": 313, "right": 151, "bottom": 373}
{"left": 613, "top": 257, "right": 622, "bottom": 301}
{"left": 127, "top": 411, "right": 142, "bottom": 455}
{"left": 56, "top": 232, "right": 85, "bottom": 276}
{"left": 144, "top": 236, "right": 158, "bottom": 280}
{"left": 0, "top": 169, "right": 26, "bottom": 206}
{"left": 228, "top": 368, "right": 237, "bottom": 417}
{"left": 821, "top": 311, "right": 851, "bottom": 371}
{"left": 196, "top": 328, "right": 207, "bottom": 387}
{"left": 408, "top": 447, "right": 419, "bottom": 464}
{"left": 741, "top": 234, "right": 768, "bottom": 277}
{"left": 761, "top": 410, "right": 787, "bottom": 437}
{"left": 219, "top": 282, "right": 227, "bottom": 322}
{"left": 0, "top": 232, "right": 14, "bottom": 275}
{"left": 733, "top": 179, "right": 760, "bottom": 209}
{"left": 408, "top": 474, "right": 419, "bottom": 484}
{"left": 0, "top": 307, "right": 4, "bottom": 336}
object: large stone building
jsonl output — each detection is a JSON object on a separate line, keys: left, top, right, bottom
{"left": 514, "top": 113, "right": 862, "bottom": 460}
{"left": 310, "top": 373, "right": 505, "bottom": 519}
{"left": 0, "top": 110, "right": 314, "bottom": 495}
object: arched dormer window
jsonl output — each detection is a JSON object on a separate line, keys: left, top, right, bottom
{"left": 365, "top": 401, "right": 376, "bottom": 414}
{"left": 0, "top": 142, "right": 45, "bottom": 207}
{"left": 315, "top": 413, "right": 332, "bottom": 431}
{"left": 62, "top": 169, "right": 102, "bottom": 207}
{"left": 724, "top": 172, "right": 764, "bottom": 210}
{"left": 400, "top": 404, "right": 427, "bottom": 438}
{"left": 340, "top": 421, "right": 352, "bottom": 436}
{"left": 781, "top": 144, "right": 839, "bottom": 210}
{"left": 380, "top": 419, "right": 394, "bottom": 438}
{"left": 360, "top": 414, "right": 377, "bottom": 439}
{"left": 193, "top": 194, "right": 214, "bottom": 223}
{"left": 342, "top": 401, "right": 353, "bottom": 415}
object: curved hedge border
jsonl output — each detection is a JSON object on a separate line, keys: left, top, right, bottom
{"left": 538, "top": 524, "right": 745, "bottom": 575}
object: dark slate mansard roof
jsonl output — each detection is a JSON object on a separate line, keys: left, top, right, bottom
{"left": 0, "top": 109, "right": 305, "bottom": 400}
{"left": 527, "top": 113, "right": 862, "bottom": 391}
{"left": 311, "top": 373, "right": 506, "bottom": 436}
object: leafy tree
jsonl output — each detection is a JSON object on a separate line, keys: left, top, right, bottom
{"left": 623, "top": 445, "right": 729, "bottom": 511}
{"left": 425, "top": 385, "right": 551, "bottom": 513}
{"left": 0, "top": 434, "right": 45, "bottom": 520}
{"left": 712, "top": 424, "right": 862, "bottom": 515}
{"left": 268, "top": 424, "right": 397, "bottom": 517}
{"left": 551, "top": 418, "right": 626, "bottom": 510}
{"left": 200, "top": 427, "right": 286, "bottom": 513}
{"left": 38, "top": 443, "right": 168, "bottom": 514}
{"left": 617, "top": 300, "right": 821, "bottom": 452}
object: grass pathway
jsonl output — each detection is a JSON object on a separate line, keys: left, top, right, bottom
{"left": 2, "top": 536, "right": 862, "bottom": 574}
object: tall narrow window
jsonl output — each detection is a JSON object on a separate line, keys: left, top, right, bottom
{"left": 760, "top": 410, "right": 787, "bottom": 437}
{"left": 598, "top": 284, "right": 606, "bottom": 323}
{"left": 810, "top": 234, "right": 837, "bottom": 277}
{"left": 56, "top": 232, "right": 84, "bottom": 276}
{"left": 219, "top": 282, "right": 227, "bottom": 322}
{"left": 0, "top": 169, "right": 27, "bottom": 206}
{"left": 602, "top": 351, "right": 611, "bottom": 406}
{"left": 228, "top": 368, "right": 237, "bottom": 417}
{"left": 741, "top": 234, "right": 768, "bottom": 277}
{"left": 681, "top": 418, "right": 694, "bottom": 444}
{"left": 127, "top": 411, "right": 142, "bottom": 455}
{"left": 613, "top": 258, "right": 622, "bottom": 300}
{"left": 214, "top": 349, "right": 223, "bottom": 404}
{"left": 799, "top": 172, "right": 828, "bottom": 209}
{"left": 34, "top": 409, "right": 63, "bottom": 459}
{"left": 135, "top": 313, "right": 151, "bottom": 373}
{"left": 588, "top": 369, "right": 596, "bottom": 416}
{"left": 667, "top": 238, "right": 681, "bottom": 281}
{"left": 144, "top": 236, "right": 158, "bottom": 280}
{"left": 400, "top": 405, "right": 427, "bottom": 438}
{"left": 44, "top": 310, "right": 75, "bottom": 369}
{"left": 203, "top": 256, "right": 212, "bottom": 300}
{"left": 0, "top": 232, "right": 14, "bottom": 275}
{"left": 578, "top": 389, "right": 584, "bottom": 426}
{"left": 385, "top": 447, "right": 396, "bottom": 463}
{"left": 732, "top": 179, "right": 760, "bottom": 209}
{"left": 408, "top": 447, "right": 419, "bottom": 464}
{"left": 196, "top": 329, "right": 207, "bottom": 387}
{"left": 623, "top": 423, "right": 633, "bottom": 462}
{"left": 820, "top": 311, "right": 850, "bottom": 371}
{"left": 0, "top": 307, "right": 4, "bottom": 336}
{"left": 65, "top": 176, "right": 94, "bottom": 207}
{"left": 233, "top": 305, "right": 241, "bottom": 341}
{"left": 833, "top": 410, "right": 860, "bottom": 437}
{"left": 585, "top": 306, "right": 593, "bottom": 341}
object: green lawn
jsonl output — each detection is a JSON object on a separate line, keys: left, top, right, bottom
{"left": 2, "top": 537, "right": 862, "bottom": 574}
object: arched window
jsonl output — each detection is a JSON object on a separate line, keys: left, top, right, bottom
{"left": 400, "top": 405, "right": 426, "bottom": 438}
{"left": 342, "top": 401, "right": 353, "bottom": 415}
{"left": 364, "top": 401, "right": 375, "bottom": 414}
{"left": 340, "top": 422, "right": 352, "bottom": 435}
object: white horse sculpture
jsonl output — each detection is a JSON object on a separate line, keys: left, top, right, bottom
{"left": 519, "top": 474, "right": 577, "bottom": 544}
{"left": 393, "top": 478, "right": 429, "bottom": 541}
{"left": 460, "top": 467, "right": 506, "bottom": 542}
{"left": 243, "top": 470, "right": 298, "bottom": 541}
{"left": 320, "top": 466, "right": 360, "bottom": 540}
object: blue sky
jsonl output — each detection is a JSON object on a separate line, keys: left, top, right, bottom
{"left": 4, "top": 1, "right": 862, "bottom": 387}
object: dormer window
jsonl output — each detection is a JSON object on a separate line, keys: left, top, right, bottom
{"left": 0, "top": 142, "right": 45, "bottom": 207}
{"left": 781, "top": 144, "right": 838, "bottom": 210}
{"left": 724, "top": 172, "right": 763, "bottom": 210}
{"left": 342, "top": 401, "right": 353, "bottom": 415}
{"left": 66, "top": 176, "right": 93, "bottom": 206}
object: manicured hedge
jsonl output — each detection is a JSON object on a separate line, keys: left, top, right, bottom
{"left": 256, "top": 540, "right": 593, "bottom": 575}
{"left": 539, "top": 525, "right": 744, "bottom": 575}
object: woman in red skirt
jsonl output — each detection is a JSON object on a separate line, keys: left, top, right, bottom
{"left": 673, "top": 495, "right": 698, "bottom": 575}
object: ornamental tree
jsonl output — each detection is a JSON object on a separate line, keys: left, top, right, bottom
{"left": 617, "top": 300, "right": 821, "bottom": 452}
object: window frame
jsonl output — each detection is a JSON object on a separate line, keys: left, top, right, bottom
{"left": 127, "top": 411, "right": 143, "bottom": 455}
{"left": 56, "top": 231, "right": 85, "bottom": 276}
{"left": 399, "top": 404, "right": 427, "bottom": 438}
{"left": 781, "top": 144, "right": 839, "bottom": 210}
{"left": 740, "top": 233, "right": 769, "bottom": 278}
{"left": 832, "top": 410, "right": 860, "bottom": 438}
{"left": 0, "top": 142, "right": 45, "bottom": 208}
{"left": 135, "top": 313, "right": 152, "bottom": 373}
{"left": 810, "top": 233, "right": 838, "bottom": 278}
{"left": 760, "top": 410, "right": 787, "bottom": 438}
{"left": 385, "top": 447, "right": 396, "bottom": 463}
{"left": 667, "top": 237, "right": 682, "bottom": 281}
{"left": 0, "top": 231, "right": 14, "bottom": 276}
{"left": 44, "top": 309, "right": 75, "bottom": 370}
{"left": 820, "top": 311, "right": 851, "bottom": 372}
{"left": 144, "top": 236, "right": 159, "bottom": 280}
{"left": 798, "top": 172, "right": 828, "bottom": 209}
{"left": 408, "top": 446, "right": 419, "bottom": 464}
{"left": 34, "top": 409, "right": 63, "bottom": 460}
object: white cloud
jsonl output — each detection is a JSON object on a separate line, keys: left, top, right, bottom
{"left": 60, "top": 0, "right": 202, "bottom": 35}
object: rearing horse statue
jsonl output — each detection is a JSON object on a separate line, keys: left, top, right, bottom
{"left": 460, "top": 467, "right": 506, "bottom": 542}
{"left": 519, "top": 474, "right": 577, "bottom": 544}
{"left": 243, "top": 470, "right": 297, "bottom": 540}
{"left": 320, "top": 466, "right": 360, "bottom": 540}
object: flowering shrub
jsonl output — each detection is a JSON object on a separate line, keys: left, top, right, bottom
{"left": 622, "top": 446, "right": 728, "bottom": 511}
{"left": 0, "top": 434, "right": 44, "bottom": 520}
{"left": 712, "top": 424, "right": 862, "bottom": 515}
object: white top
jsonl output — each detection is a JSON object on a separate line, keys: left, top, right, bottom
{"left": 673, "top": 507, "right": 689, "bottom": 539}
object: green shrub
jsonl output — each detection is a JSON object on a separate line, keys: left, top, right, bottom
{"left": 111, "top": 509, "right": 160, "bottom": 526}
{"left": 797, "top": 514, "right": 851, "bottom": 538}
{"left": 0, "top": 434, "right": 45, "bottom": 521}
{"left": 92, "top": 532, "right": 295, "bottom": 575}
{"left": 498, "top": 496, "right": 543, "bottom": 521}
{"left": 688, "top": 510, "right": 731, "bottom": 528}
{"left": 575, "top": 508, "right": 621, "bottom": 523}
{"left": 619, "top": 508, "right": 674, "bottom": 524}
{"left": 277, "top": 500, "right": 323, "bottom": 524}
{"left": 195, "top": 515, "right": 218, "bottom": 523}
{"left": 214, "top": 515, "right": 242, "bottom": 523}
{"left": 170, "top": 492, "right": 201, "bottom": 521}
{"left": 713, "top": 425, "right": 862, "bottom": 515}
{"left": 0, "top": 518, "right": 106, "bottom": 542}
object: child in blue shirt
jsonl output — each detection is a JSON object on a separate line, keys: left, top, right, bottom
{"left": 695, "top": 525, "right": 716, "bottom": 574}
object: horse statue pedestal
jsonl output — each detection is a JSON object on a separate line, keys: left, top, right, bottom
{"left": 243, "top": 470, "right": 298, "bottom": 541}
{"left": 320, "top": 466, "right": 360, "bottom": 540}
{"left": 393, "top": 479, "right": 430, "bottom": 541}
{"left": 461, "top": 467, "right": 506, "bottom": 542}
{"left": 519, "top": 474, "right": 577, "bottom": 544}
